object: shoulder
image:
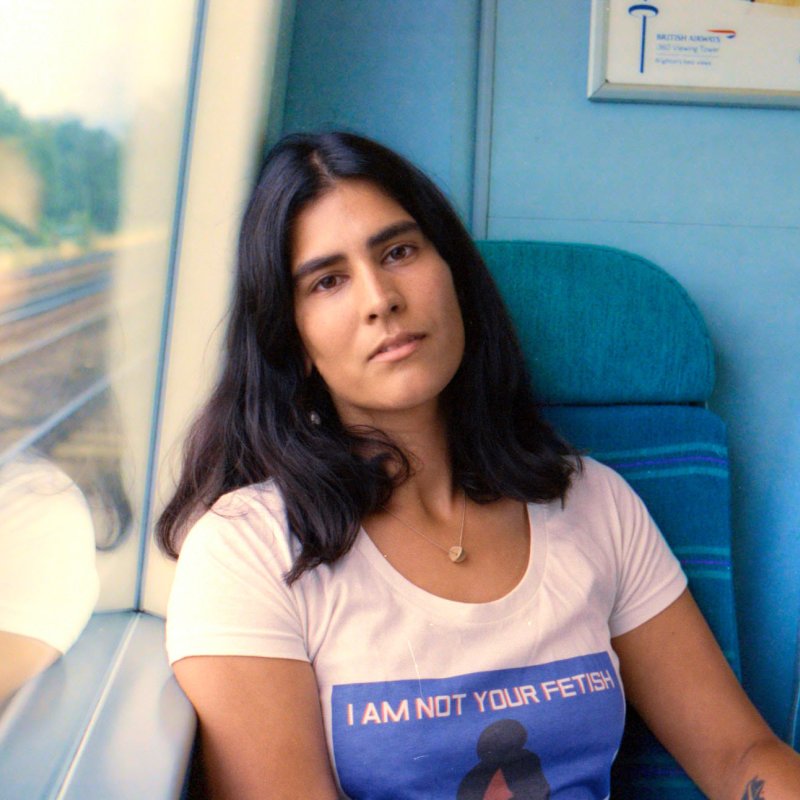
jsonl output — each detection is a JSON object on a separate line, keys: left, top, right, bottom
{"left": 0, "top": 458, "right": 98, "bottom": 653}
{"left": 170, "top": 479, "right": 299, "bottom": 621}
{"left": 562, "top": 456, "right": 639, "bottom": 516}
{"left": 541, "top": 457, "right": 632, "bottom": 553}
{"left": 0, "top": 457, "right": 95, "bottom": 545}
{"left": 550, "top": 457, "right": 668, "bottom": 564}
{"left": 167, "top": 480, "right": 309, "bottom": 664}
{"left": 199, "top": 477, "right": 288, "bottom": 530}
{"left": 557, "top": 458, "right": 687, "bottom": 635}
{"left": 178, "top": 479, "right": 296, "bottom": 569}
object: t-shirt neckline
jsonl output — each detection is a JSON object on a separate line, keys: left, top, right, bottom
{"left": 354, "top": 501, "right": 549, "bottom": 624}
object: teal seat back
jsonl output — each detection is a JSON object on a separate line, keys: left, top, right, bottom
{"left": 478, "top": 240, "right": 738, "bottom": 799}
{"left": 477, "top": 240, "right": 714, "bottom": 405}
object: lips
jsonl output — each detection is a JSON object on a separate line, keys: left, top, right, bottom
{"left": 369, "top": 332, "right": 425, "bottom": 361}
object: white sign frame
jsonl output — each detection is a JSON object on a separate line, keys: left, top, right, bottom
{"left": 588, "top": 0, "right": 800, "bottom": 109}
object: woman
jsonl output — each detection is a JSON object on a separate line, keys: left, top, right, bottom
{"left": 162, "top": 132, "right": 800, "bottom": 799}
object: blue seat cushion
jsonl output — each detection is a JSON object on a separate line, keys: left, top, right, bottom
{"left": 542, "top": 404, "right": 737, "bottom": 799}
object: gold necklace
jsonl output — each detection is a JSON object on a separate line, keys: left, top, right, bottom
{"left": 381, "top": 490, "right": 467, "bottom": 563}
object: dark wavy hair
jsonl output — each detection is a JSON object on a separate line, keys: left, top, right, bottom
{"left": 157, "top": 131, "right": 578, "bottom": 581}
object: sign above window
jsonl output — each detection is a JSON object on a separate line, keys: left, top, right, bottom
{"left": 588, "top": 0, "right": 800, "bottom": 108}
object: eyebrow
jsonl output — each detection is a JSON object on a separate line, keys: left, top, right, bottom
{"left": 366, "top": 220, "right": 420, "bottom": 248}
{"left": 292, "top": 220, "right": 421, "bottom": 285}
{"left": 292, "top": 253, "right": 341, "bottom": 285}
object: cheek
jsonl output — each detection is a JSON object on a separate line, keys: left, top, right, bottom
{"left": 295, "top": 307, "right": 353, "bottom": 378}
{"left": 437, "top": 277, "right": 465, "bottom": 349}
{"left": 294, "top": 314, "right": 322, "bottom": 377}
{"left": 295, "top": 305, "right": 329, "bottom": 357}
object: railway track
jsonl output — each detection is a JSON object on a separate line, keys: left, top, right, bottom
{"left": 0, "top": 251, "right": 112, "bottom": 327}
{"left": 0, "top": 250, "right": 133, "bottom": 547}
{"left": 0, "top": 252, "right": 113, "bottom": 459}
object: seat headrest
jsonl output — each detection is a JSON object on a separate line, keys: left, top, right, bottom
{"left": 476, "top": 241, "right": 714, "bottom": 405}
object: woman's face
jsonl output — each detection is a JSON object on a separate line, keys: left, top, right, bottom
{"left": 291, "top": 179, "right": 465, "bottom": 427}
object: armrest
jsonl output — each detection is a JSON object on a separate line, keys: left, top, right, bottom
{"left": 0, "top": 611, "right": 196, "bottom": 799}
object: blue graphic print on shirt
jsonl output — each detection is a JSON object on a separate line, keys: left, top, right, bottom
{"left": 331, "top": 652, "right": 624, "bottom": 799}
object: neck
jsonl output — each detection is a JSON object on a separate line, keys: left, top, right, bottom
{"left": 343, "top": 402, "right": 458, "bottom": 519}
{"left": 383, "top": 414, "right": 458, "bottom": 522}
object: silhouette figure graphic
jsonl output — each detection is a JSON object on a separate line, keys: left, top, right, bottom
{"left": 457, "top": 719, "right": 550, "bottom": 799}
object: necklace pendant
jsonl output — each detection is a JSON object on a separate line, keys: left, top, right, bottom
{"left": 448, "top": 545, "right": 466, "bottom": 563}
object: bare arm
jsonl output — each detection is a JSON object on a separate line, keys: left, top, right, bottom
{"left": 612, "top": 589, "right": 800, "bottom": 799}
{"left": 173, "top": 655, "right": 341, "bottom": 800}
{"left": 0, "top": 630, "right": 60, "bottom": 703}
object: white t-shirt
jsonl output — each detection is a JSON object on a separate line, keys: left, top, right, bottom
{"left": 167, "top": 458, "right": 686, "bottom": 799}
{"left": 0, "top": 457, "right": 99, "bottom": 654}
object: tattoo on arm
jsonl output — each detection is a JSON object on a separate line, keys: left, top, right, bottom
{"left": 741, "top": 776, "right": 766, "bottom": 800}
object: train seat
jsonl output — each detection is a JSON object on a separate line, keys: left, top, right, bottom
{"left": 478, "top": 240, "right": 738, "bottom": 799}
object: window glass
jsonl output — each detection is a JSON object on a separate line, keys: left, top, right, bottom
{"left": 0, "top": 0, "right": 198, "bottom": 698}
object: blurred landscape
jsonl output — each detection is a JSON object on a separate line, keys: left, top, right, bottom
{"left": 0, "top": 90, "right": 120, "bottom": 263}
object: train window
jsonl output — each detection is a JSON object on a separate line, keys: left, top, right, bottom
{"left": 0, "top": 0, "right": 199, "bottom": 700}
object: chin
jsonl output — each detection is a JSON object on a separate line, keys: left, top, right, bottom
{"left": 333, "top": 365, "right": 461, "bottom": 422}
{"left": 376, "top": 386, "right": 453, "bottom": 417}
{"left": 336, "top": 389, "right": 440, "bottom": 423}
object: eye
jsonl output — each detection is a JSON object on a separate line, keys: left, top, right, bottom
{"left": 385, "top": 243, "right": 415, "bottom": 263}
{"left": 311, "top": 273, "right": 345, "bottom": 293}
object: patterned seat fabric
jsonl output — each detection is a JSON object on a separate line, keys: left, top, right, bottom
{"left": 544, "top": 405, "right": 737, "bottom": 800}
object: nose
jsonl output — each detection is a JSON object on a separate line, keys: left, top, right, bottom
{"left": 359, "top": 265, "right": 405, "bottom": 322}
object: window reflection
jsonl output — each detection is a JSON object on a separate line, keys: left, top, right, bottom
{"left": 0, "top": 456, "right": 98, "bottom": 705}
{"left": 0, "top": 0, "right": 197, "bottom": 699}
{"left": 0, "top": 92, "right": 130, "bottom": 550}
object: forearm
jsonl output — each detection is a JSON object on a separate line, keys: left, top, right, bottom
{"left": 722, "top": 737, "right": 800, "bottom": 800}
{"left": 0, "top": 632, "right": 60, "bottom": 703}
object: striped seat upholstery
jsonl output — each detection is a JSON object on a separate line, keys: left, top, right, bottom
{"left": 477, "top": 241, "right": 738, "bottom": 799}
{"left": 544, "top": 405, "right": 736, "bottom": 799}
